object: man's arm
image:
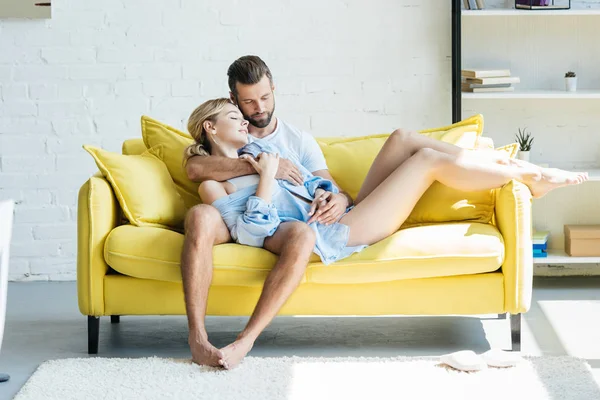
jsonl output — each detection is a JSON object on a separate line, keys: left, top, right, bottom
{"left": 186, "top": 155, "right": 256, "bottom": 183}
{"left": 186, "top": 154, "right": 304, "bottom": 185}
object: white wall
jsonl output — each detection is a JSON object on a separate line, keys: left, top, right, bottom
{"left": 0, "top": 0, "right": 453, "bottom": 280}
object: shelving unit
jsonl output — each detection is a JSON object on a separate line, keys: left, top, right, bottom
{"left": 462, "top": 9, "right": 600, "bottom": 16}
{"left": 534, "top": 251, "right": 600, "bottom": 265}
{"left": 462, "top": 89, "right": 600, "bottom": 99}
{"left": 452, "top": 1, "right": 600, "bottom": 267}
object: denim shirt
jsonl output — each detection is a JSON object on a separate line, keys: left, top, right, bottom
{"left": 212, "top": 140, "right": 367, "bottom": 265}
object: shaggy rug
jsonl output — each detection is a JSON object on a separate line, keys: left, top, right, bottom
{"left": 13, "top": 355, "right": 599, "bottom": 400}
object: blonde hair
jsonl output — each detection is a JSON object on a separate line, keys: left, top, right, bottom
{"left": 183, "top": 98, "right": 233, "bottom": 165}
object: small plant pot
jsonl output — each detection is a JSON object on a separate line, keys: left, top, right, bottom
{"left": 517, "top": 150, "right": 530, "bottom": 162}
{"left": 565, "top": 77, "right": 577, "bottom": 92}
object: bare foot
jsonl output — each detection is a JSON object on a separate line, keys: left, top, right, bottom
{"left": 189, "top": 336, "right": 224, "bottom": 368}
{"left": 218, "top": 337, "right": 254, "bottom": 370}
{"left": 528, "top": 167, "right": 588, "bottom": 198}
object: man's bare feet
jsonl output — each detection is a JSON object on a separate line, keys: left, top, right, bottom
{"left": 189, "top": 335, "right": 224, "bottom": 368}
{"left": 218, "top": 337, "right": 254, "bottom": 370}
{"left": 527, "top": 167, "right": 588, "bottom": 198}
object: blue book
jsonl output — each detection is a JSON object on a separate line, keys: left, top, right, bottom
{"left": 533, "top": 243, "right": 548, "bottom": 250}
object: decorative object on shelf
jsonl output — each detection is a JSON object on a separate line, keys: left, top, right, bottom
{"left": 515, "top": 0, "right": 570, "bottom": 10}
{"left": 515, "top": 127, "right": 533, "bottom": 161}
{"left": 565, "top": 71, "right": 577, "bottom": 92}
{"left": 564, "top": 225, "right": 600, "bottom": 256}
{"left": 532, "top": 230, "right": 549, "bottom": 258}
{"left": 461, "top": 69, "right": 519, "bottom": 93}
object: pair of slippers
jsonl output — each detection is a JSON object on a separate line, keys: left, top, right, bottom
{"left": 440, "top": 349, "right": 522, "bottom": 372}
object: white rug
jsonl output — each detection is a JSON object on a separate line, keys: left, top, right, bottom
{"left": 13, "top": 355, "right": 599, "bottom": 400}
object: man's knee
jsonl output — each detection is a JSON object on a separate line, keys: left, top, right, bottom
{"left": 184, "top": 204, "right": 222, "bottom": 238}
{"left": 285, "top": 222, "right": 316, "bottom": 251}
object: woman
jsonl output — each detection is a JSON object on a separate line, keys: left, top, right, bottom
{"left": 184, "top": 98, "right": 588, "bottom": 263}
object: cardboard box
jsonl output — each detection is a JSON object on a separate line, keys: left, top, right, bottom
{"left": 564, "top": 225, "right": 600, "bottom": 256}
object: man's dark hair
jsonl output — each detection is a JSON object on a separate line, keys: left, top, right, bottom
{"left": 227, "top": 55, "right": 273, "bottom": 97}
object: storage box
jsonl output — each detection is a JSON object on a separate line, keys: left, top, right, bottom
{"left": 564, "top": 225, "right": 600, "bottom": 256}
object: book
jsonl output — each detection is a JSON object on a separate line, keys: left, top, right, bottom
{"left": 461, "top": 69, "right": 511, "bottom": 78}
{"left": 532, "top": 230, "right": 550, "bottom": 244}
{"left": 462, "top": 86, "right": 515, "bottom": 93}
{"left": 475, "top": 0, "right": 485, "bottom": 10}
{"left": 462, "top": 82, "right": 513, "bottom": 89}
{"left": 464, "top": 76, "right": 521, "bottom": 85}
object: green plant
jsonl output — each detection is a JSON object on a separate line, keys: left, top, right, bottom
{"left": 565, "top": 71, "right": 576, "bottom": 78}
{"left": 515, "top": 127, "right": 534, "bottom": 151}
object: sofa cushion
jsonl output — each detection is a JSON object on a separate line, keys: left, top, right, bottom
{"left": 140, "top": 116, "right": 198, "bottom": 211}
{"left": 83, "top": 144, "right": 186, "bottom": 230}
{"left": 104, "top": 222, "right": 503, "bottom": 286}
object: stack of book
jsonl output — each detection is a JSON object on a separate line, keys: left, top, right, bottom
{"left": 532, "top": 230, "right": 550, "bottom": 258}
{"left": 461, "top": 69, "right": 520, "bottom": 93}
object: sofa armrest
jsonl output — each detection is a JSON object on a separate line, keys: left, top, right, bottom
{"left": 495, "top": 180, "right": 533, "bottom": 314}
{"left": 77, "top": 174, "right": 120, "bottom": 316}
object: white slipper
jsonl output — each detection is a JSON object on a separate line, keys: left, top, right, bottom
{"left": 481, "top": 348, "right": 523, "bottom": 368}
{"left": 440, "top": 350, "right": 487, "bottom": 372}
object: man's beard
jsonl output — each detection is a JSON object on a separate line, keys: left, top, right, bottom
{"left": 245, "top": 102, "right": 275, "bottom": 129}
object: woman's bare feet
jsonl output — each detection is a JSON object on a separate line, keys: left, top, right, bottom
{"left": 189, "top": 335, "right": 224, "bottom": 368}
{"left": 218, "top": 337, "right": 254, "bottom": 370}
{"left": 527, "top": 167, "right": 588, "bottom": 198}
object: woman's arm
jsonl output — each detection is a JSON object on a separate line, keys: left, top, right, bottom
{"left": 197, "top": 180, "right": 228, "bottom": 205}
{"left": 231, "top": 152, "right": 282, "bottom": 247}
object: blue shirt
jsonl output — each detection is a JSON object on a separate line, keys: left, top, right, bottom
{"left": 212, "top": 140, "right": 367, "bottom": 265}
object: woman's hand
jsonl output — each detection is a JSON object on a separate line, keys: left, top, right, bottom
{"left": 308, "top": 191, "right": 349, "bottom": 225}
{"left": 242, "top": 152, "right": 280, "bottom": 179}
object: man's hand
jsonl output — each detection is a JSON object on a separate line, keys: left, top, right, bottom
{"left": 307, "top": 191, "right": 349, "bottom": 225}
{"left": 274, "top": 158, "right": 303, "bottom": 186}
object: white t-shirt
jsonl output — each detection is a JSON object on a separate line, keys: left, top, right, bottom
{"left": 247, "top": 118, "right": 328, "bottom": 173}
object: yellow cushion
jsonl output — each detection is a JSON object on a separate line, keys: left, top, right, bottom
{"left": 104, "top": 222, "right": 503, "bottom": 286}
{"left": 83, "top": 144, "right": 186, "bottom": 230}
{"left": 140, "top": 116, "right": 199, "bottom": 211}
{"left": 495, "top": 142, "right": 519, "bottom": 159}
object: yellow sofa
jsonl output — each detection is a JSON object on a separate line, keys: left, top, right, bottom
{"left": 77, "top": 117, "right": 533, "bottom": 355}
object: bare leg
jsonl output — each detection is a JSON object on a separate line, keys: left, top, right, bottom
{"left": 355, "top": 129, "right": 501, "bottom": 204}
{"left": 182, "top": 204, "right": 232, "bottom": 367}
{"left": 218, "top": 222, "right": 316, "bottom": 370}
{"left": 341, "top": 148, "right": 586, "bottom": 246}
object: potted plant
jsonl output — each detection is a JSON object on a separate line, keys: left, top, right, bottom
{"left": 565, "top": 71, "right": 577, "bottom": 92}
{"left": 515, "top": 127, "right": 533, "bottom": 161}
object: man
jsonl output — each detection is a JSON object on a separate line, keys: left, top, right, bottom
{"left": 181, "top": 55, "right": 353, "bottom": 370}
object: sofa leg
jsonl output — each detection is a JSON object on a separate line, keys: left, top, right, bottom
{"left": 510, "top": 313, "right": 521, "bottom": 352}
{"left": 498, "top": 313, "right": 507, "bottom": 319}
{"left": 88, "top": 316, "right": 99, "bottom": 354}
{"left": 111, "top": 315, "right": 120, "bottom": 324}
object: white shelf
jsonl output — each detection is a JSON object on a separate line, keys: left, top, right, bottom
{"left": 462, "top": 90, "right": 600, "bottom": 99}
{"left": 534, "top": 250, "right": 600, "bottom": 264}
{"left": 463, "top": 9, "right": 600, "bottom": 16}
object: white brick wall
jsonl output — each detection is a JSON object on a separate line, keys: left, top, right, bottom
{"left": 2, "top": 0, "right": 599, "bottom": 280}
